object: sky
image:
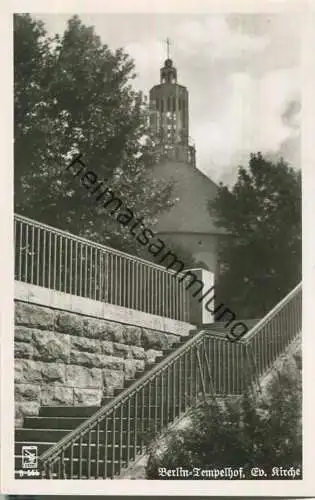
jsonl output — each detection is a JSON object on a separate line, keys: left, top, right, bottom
{"left": 34, "top": 13, "right": 301, "bottom": 185}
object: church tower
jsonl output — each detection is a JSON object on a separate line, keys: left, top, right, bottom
{"left": 149, "top": 39, "right": 196, "bottom": 166}
{"left": 148, "top": 40, "right": 226, "bottom": 276}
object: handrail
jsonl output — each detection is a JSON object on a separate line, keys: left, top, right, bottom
{"left": 14, "top": 213, "right": 191, "bottom": 321}
{"left": 240, "top": 282, "right": 302, "bottom": 391}
{"left": 14, "top": 213, "right": 186, "bottom": 278}
{"left": 240, "top": 282, "right": 302, "bottom": 343}
{"left": 39, "top": 327, "right": 225, "bottom": 463}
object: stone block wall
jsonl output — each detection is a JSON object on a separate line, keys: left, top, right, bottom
{"left": 15, "top": 301, "right": 181, "bottom": 427}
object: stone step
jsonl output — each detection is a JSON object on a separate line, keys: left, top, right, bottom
{"left": 39, "top": 406, "right": 100, "bottom": 418}
{"left": 23, "top": 416, "right": 88, "bottom": 430}
{"left": 97, "top": 397, "right": 186, "bottom": 418}
{"left": 23, "top": 415, "right": 166, "bottom": 432}
{"left": 15, "top": 427, "right": 141, "bottom": 444}
{"left": 15, "top": 428, "right": 71, "bottom": 442}
{"left": 37, "top": 401, "right": 172, "bottom": 420}
{"left": 204, "top": 318, "right": 260, "bottom": 333}
{"left": 113, "top": 383, "right": 188, "bottom": 398}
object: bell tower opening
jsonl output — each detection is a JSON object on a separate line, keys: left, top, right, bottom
{"left": 149, "top": 38, "right": 196, "bottom": 166}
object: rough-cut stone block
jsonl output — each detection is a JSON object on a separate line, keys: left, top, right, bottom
{"left": 66, "top": 365, "right": 102, "bottom": 388}
{"left": 102, "top": 355, "right": 125, "bottom": 370}
{"left": 124, "top": 359, "right": 145, "bottom": 379}
{"left": 15, "top": 383, "right": 41, "bottom": 402}
{"left": 15, "top": 360, "right": 42, "bottom": 384}
{"left": 141, "top": 329, "right": 160, "bottom": 349}
{"left": 41, "top": 362, "right": 66, "bottom": 384}
{"left": 113, "top": 343, "right": 146, "bottom": 360}
{"left": 41, "top": 386, "right": 73, "bottom": 406}
{"left": 123, "top": 326, "right": 142, "bottom": 346}
{"left": 71, "top": 336, "right": 101, "bottom": 354}
{"left": 145, "top": 349, "right": 163, "bottom": 365}
{"left": 70, "top": 350, "right": 96, "bottom": 367}
{"left": 15, "top": 326, "right": 33, "bottom": 343}
{"left": 130, "top": 346, "right": 146, "bottom": 360}
{"left": 97, "top": 321, "right": 125, "bottom": 343}
{"left": 113, "top": 343, "right": 133, "bottom": 358}
{"left": 15, "top": 401, "right": 40, "bottom": 420}
{"left": 14, "top": 360, "right": 65, "bottom": 385}
{"left": 101, "top": 341, "right": 114, "bottom": 355}
{"left": 101, "top": 355, "right": 124, "bottom": 370}
{"left": 84, "top": 317, "right": 109, "bottom": 339}
{"left": 70, "top": 351, "right": 124, "bottom": 370}
{"left": 73, "top": 388, "right": 102, "bottom": 406}
{"left": 32, "top": 330, "right": 70, "bottom": 363}
{"left": 56, "top": 311, "right": 85, "bottom": 336}
{"left": 103, "top": 369, "right": 124, "bottom": 395}
{"left": 15, "top": 302, "right": 54, "bottom": 330}
{"left": 141, "top": 329, "right": 179, "bottom": 350}
{"left": 14, "top": 341, "right": 34, "bottom": 359}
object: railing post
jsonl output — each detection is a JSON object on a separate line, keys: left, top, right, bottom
{"left": 184, "top": 268, "right": 215, "bottom": 326}
{"left": 103, "top": 251, "right": 109, "bottom": 303}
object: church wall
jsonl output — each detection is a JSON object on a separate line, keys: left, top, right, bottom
{"left": 152, "top": 160, "right": 225, "bottom": 276}
{"left": 152, "top": 160, "right": 221, "bottom": 234}
{"left": 157, "top": 232, "right": 219, "bottom": 274}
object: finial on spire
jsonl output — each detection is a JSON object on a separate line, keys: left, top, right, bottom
{"left": 165, "top": 37, "right": 171, "bottom": 59}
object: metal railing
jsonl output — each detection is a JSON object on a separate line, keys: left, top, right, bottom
{"left": 39, "top": 330, "right": 249, "bottom": 479}
{"left": 241, "top": 282, "right": 302, "bottom": 390}
{"left": 14, "top": 214, "right": 190, "bottom": 322}
{"left": 38, "top": 281, "right": 301, "bottom": 479}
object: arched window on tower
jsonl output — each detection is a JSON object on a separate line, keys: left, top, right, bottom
{"left": 173, "top": 97, "right": 176, "bottom": 112}
{"left": 167, "top": 97, "right": 171, "bottom": 112}
{"left": 161, "top": 99, "right": 164, "bottom": 113}
{"left": 156, "top": 98, "right": 159, "bottom": 111}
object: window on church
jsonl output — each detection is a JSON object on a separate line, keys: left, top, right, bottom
{"left": 156, "top": 98, "right": 159, "bottom": 111}
{"left": 161, "top": 99, "right": 164, "bottom": 112}
{"left": 173, "top": 97, "right": 176, "bottom": 111}
{"left": 167, "top": 97, "right": 171, "bottom": 112}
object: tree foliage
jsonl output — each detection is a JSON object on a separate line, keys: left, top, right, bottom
{"left": 209, "top": 153, "right": 301, "bottom": 318}
{"left": 14, "top": 14, "right": 173, "bottom": 255}
{"left": 146, "top": 365, "right": 302, "bottom": 479}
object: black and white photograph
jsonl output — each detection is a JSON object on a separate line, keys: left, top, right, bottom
{"left": 1, "top": 0, "right": 315, "bottom": 497}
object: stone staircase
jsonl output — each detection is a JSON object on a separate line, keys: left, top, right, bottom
{"left": 14, "top": 326, "right": 199, "bottom": 478}
{"left": 14, "top": 318, "right": 277, "bottom": 479}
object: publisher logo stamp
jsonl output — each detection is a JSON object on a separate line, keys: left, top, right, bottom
{"left": 22, "top": 445, "right": 38, "bottom": 469}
